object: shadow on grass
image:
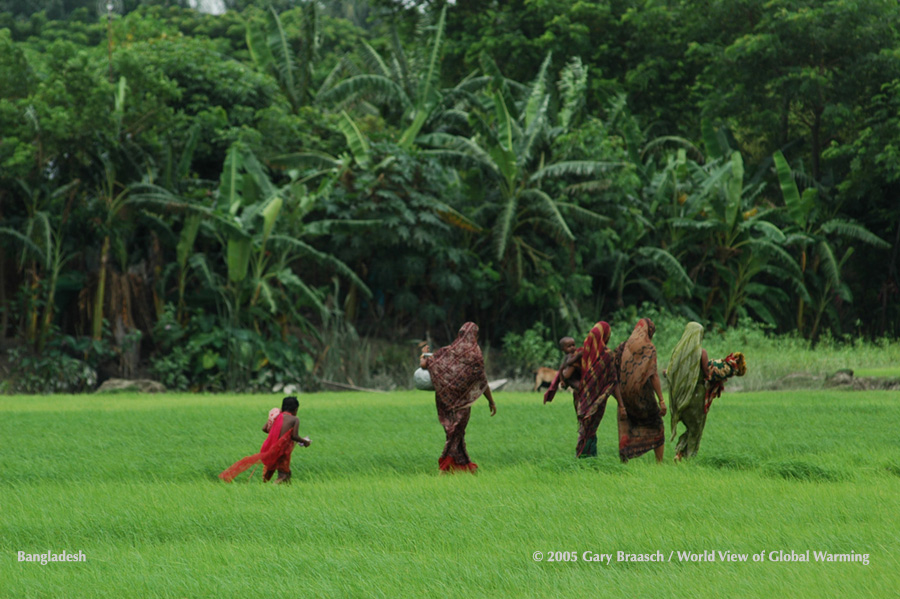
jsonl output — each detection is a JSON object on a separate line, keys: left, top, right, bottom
{"left": 762, "top": 459, "right": 847, "bottom": 482}
{"left": 884, "top": 464, "right": 900, "bottom": 478}
{"left": 695, "top": 453, "right": 755, "bottom": 471}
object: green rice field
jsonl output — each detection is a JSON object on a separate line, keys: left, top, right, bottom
{"left": 2, "top": 389, "right": 899, "bottom": 598}
{"left": 853, "top": 366, "right": 900, "bottom": 379}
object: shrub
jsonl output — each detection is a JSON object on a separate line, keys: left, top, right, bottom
{"left": 501, "top": 323, "right": 560, "bottom": 377}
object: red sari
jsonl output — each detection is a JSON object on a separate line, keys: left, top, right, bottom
{"left": 426, "top": 322, "right": 490, "bottom": 472}
{"left": 573, "top": 321, "right": 617, "bottom": 458}
{"left": 219, "top": 412, "right": 296, "bottom": 482}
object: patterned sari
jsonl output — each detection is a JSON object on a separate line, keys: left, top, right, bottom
{"left": 573, "top": 321, "right": 617, "bottom": 458}
{"left": 614, "top": 318, "right": 665, "bottom": 461}
{"left": 426, "top": 322, "right": 490, "bottom": 472}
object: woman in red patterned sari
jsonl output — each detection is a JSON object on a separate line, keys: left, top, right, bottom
{"left": 571, "top": 321, "right": 624, "bottom": 458}
{"left": 613, "top": 318, "right": 667, "bottom": 463}
{"left": 420, "top": 322, "right": 496, "bottom": 472}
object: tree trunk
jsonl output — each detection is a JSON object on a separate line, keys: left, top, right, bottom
{"left": 93, "top": 235, "right": 110, "bottom": 340}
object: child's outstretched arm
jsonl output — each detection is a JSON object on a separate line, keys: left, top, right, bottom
{"left": 289, "top": 418, "right": 311, "bottom": 446}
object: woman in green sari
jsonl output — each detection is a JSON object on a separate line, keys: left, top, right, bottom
{"left": 667, "top": 322, "right": 709, "bottom": 461}
{"left": 667, "top": 322, "right": 746, "bottom": 461}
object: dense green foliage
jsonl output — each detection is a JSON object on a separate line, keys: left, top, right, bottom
{"left": 1, "top": 0, "right": 899, "bottom": 391}
{"left": 2, "top": 390, "right": 899, "bottom": 596}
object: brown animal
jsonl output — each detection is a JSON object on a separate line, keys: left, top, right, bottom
{"left": 533, "top": 367, "right": 558, "bottom": 391}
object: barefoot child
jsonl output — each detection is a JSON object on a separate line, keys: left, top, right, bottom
{"left": 220, "top": 396, "right": 311, "bottom": 483}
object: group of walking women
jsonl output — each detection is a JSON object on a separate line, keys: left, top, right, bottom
{"left": 419, "top": 320, "right": 746, "bottom": 472}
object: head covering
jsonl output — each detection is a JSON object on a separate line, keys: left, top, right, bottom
{"left": 666, "top": 322, "right": 705, "bottom": 439}
{"left": 428, "top": 322, "right": 489, "bottom": 411}
{"left": 574, "top": 321, "right": 617, "bottom": 419}
{"left": 618, "top": 318, "right": 658, "bottom": 400}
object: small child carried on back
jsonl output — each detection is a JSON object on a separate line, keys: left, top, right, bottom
{"left": 543, "top": 336, "right": 583, "bottom": 404}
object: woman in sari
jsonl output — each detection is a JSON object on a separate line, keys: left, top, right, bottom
{"left": 667, "top": 322, "right": 747, "bottom": 460}
{"left": 420, "top": 322, "right": 496, "bottom": 472}
{"left": 562, "top": 321, "right": 624, "bottom": 458}
{"left": 614, "top": 318, "right": 667, "bottom": 463}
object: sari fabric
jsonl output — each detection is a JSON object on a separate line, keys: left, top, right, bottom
{"left": 614, "top": 318, "right": 664, "bottom": 460}
{"left": 427, "top": 322, "right": 489, "bottom": 471}
{"left": 666, "top": 322, "right": 708, "bottom": 459}
{"left": 667, "top": 322, "right": 705, "bottom": 439}
{"left": 429, "top": 322, "right": 489, "bottom": 411}
{"left": 573, "top": 321, "right": 616, "bottom": 457}
{"left": 705, "top": 352, "right": 746, "bottom": 410}
{"left": 219, "top": 412, "right": 296, "bottom": 482}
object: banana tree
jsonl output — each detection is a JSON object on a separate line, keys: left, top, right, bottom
{"left": 0, "top": 180, "right": 77, "bottom": 350}
{"left": 661, "top": 145, "right": 809, "bottom": 327}
{"left": 316, "top": 6, "right": 482, "bottom": 146}
{"left": 774, "top": 150, "right": 889, "bottom": 339}
{"left": 420, "top": 53, "right": 623, "bottom": 283}
{"left": 245, "top": 2, "right": 319, "bottom": 112}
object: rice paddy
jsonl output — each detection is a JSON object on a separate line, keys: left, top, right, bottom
{"left": 2, "top": 388, "right": 899, "bottom": 598}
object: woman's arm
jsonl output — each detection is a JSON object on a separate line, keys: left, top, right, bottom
{"left": 700, "top": 348, "right": 710, "bottom": 379}
{"left": 484, "top": 385, "right": 497, "bottom": 416}
{"left": 611, "top": 382, "right": 627, "bottom": 418}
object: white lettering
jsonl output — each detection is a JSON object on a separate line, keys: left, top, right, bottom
{"left": 676, "top": 550, "right": 715, "bottom": 562}
{"left": 617, "top": 551, "right": 665, "bottom": 562}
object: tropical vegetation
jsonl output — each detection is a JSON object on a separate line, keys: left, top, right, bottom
{"left": 1, "top": 0, "right": 898, "bottom": 392}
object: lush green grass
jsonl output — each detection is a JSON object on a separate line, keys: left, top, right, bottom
{"left": 3, "top": 389, "right": 899, "bottom": 598}
{"left": 853, "top": 366, "right": 900, "bottom": 379}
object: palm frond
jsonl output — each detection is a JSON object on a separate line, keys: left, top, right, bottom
{"left": 744, "top": 238, "right": 803, "bottom": 279}
{"left": 337, "top": 111, "right": 371, "bottom": 168}
{"left": 746, "top": 219, "right": 787, "bottom": 243}
{"left": 0, "top": 226, "right": 47, "bottom": 263}
{"left": 267, "top": 6, "right": 299, "bottom": 108}
{"left": 563, "top": 180, "right": 613, "bottom": 195}
{"left": 523, "top": 52, "right": 552, "bottom": 129}
{"left": 635, "top": 246, "right": 693, "bottom": 291}
{"left": 817, "top": 240, "right": 841, "bottom": 288}
{"left": 317, "top": 74, "right": 411, "bottom": 112}
{"left": 642, "top": 135, "right": 705, "bottom": 162}
{"left": 820, "top": 219, "right": 890, "bottom": 248}
{"left": 276, "top": 267, "right": 327, "bottom": 318}
{"left": 557, "top": 56, "right": 587, "bottom": 129}
{"left": 744, "top": 298, "right": 777, "bottom": 324}
{"left": 359, "top": 41, "right": 392, "bottom": 78}
{"left": 556, "top": 202, "right": 612, "bottom": 229}
{"left": 494, "top": 194, "right": 519, "bottom": 261}
{"left": 773, "top": 150, "right": 814, "bottom": 229}
{"left": 269, "top": 234, "right": 372, "bottom": 298}
{"left": 530, "top": 160, "right": 628, "bottom": 182}
{"left": 270, "top": 151, "right": 344, "bottom": 172}
{"left": 520, "top": 188, "right": 574, "bottom": 242}
{"left": 518, "top": 93, "right": 548, "bottom": 167}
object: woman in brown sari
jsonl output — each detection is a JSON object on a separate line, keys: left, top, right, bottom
{"left": 563, "top": 321, "right": 624, "bottom": 458}
{"left": 420, "top": 322, "right": 496, "bottom": 472}
{"left": 614, "top": 318, "right": 667, "bottom": 463}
